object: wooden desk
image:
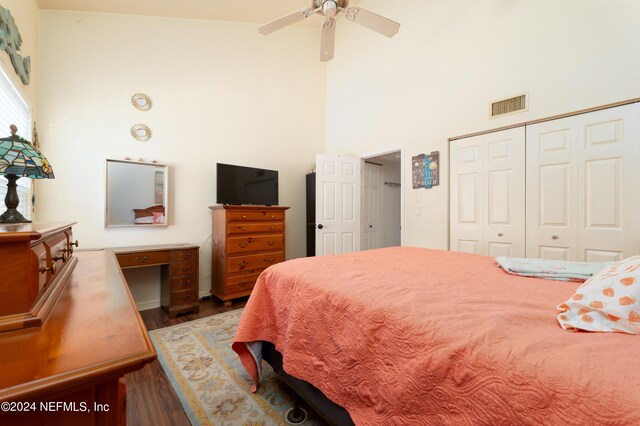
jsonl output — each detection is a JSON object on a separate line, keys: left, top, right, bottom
{"left": 0, "top": 250, "right": 156, "bottom": 425}
{"left": 110, "top": 244, "right": 200, "bottom": 318}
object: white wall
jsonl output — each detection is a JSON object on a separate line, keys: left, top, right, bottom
{"left": 326, "top": 0, "right": 640, "bottom": 249}
{"left": 37, "top": 10, "right": 326, "bottom": 308}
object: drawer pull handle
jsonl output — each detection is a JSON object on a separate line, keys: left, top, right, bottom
{"left": 264, "top": 258, "right": 276, "bottom": 263}
{"left": 239, "top": 242, "right": 250, "bottom": 248}
{"left": 67, "top": 240, "right": 79, "bottom": 254}
{"left": 266, "top": 240, "right": 276, "bottom": 246}
{"left": 181, "top": 280, "right": 191, "bottom": 286}
{"left": 182, "top": 266, "right": 191, "bottom": 272}
{"left": 53, "top": 251, "right": 69, "bottom": 263}
{"left": 237, "top": 281, "right": 253, "bottom": 288}
{"left": 241, "top": 226, "right": 247, "bottom": 231}
{"left": 242, "top": 215, "right": 247, "bottom": 219}
{"left": 238, "top": 261, "right": 249, "bottom": 269}
{"left": 135, "top": 256, "right": 149, "bottom": 263}
{"left": 40, "top": 262, "right": 57, "bottom": 275}
{"left": 269, "top": 226, "right": 274, "bottom": 230}
{"left": 270, "top": 215, "right": 274, "bottom": 219}
{"left": 179, "top": 294, "right": 190, "bottom": 301}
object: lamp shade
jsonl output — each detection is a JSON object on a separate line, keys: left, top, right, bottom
{"left": 0, "top": 125, "right": 54, "bottom": 179}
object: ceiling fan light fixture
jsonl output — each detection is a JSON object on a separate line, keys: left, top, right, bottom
{"left": 259, "top": 0, "right": 400, "bottom": 61}
{"left": 322, "top": 1, "right": 338, "bottom": 18}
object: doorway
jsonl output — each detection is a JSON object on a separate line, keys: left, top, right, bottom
{"left": 312, "top": 149, "right": 403, "bottom": 257}
{"left": 361, "top": 149, "right": 403, "bottom": 250}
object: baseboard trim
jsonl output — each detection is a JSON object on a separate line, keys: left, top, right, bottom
{"left": 137, "top": 299, "right": 161, "bottom": 311}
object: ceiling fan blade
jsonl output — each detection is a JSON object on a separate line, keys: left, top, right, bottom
{"left": 344, "top": 7, "right": 400, "bottom": 38}
{"left": 320, "top": 18, "right": 336, "bottom": 62}
{"left": 259, "top": 7, "right": 314, "bottom": 35}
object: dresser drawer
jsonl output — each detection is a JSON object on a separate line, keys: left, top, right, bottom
{"left": 227, "top": 210, "right": 285, "bottom": 222}
{"left": 32, "top": 242, "right": 48, "bottom": 295}
{"left": 171, "top": 249, "right": 197, "bottom": 262}
{"left": 117, "top": 251, "right": 170, "bottom": 268}
{"left": 170, "top": 289, "right": 198, "bottom": 306}
{"left": 170, "top": 260, "right": 197, "bottom": 277}
{"left": 227, "top": 222, "right": 284, "bottom": 235}
{"left": 227, "top": 251, "right": 285, "bottom": 274}
{"left": 226, "top": 272, "right": 262, "bottom": 294}
{"left": 170, "top": 276, "right": 197, "bottom": 292}
{"left": 227, "top": 234, "right": 284, "bottom": 254}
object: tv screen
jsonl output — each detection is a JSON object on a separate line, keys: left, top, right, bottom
{"left": 216, "top": 163, "right": 279, "bottom": 206}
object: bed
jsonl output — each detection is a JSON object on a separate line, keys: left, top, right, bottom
{"left": 233, "top": 247, "right": 640, "bottom": 425}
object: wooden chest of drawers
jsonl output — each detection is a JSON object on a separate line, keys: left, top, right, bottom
{"left": 210, "top": 205, "right": 289, "bottom": 306}
{"left": 113, "top": 244, "right": 199, "bottom": 318}
{"left": 0, "top": 222, "right": 78, "bottom": 332}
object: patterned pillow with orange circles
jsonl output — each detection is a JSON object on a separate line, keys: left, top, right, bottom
{"left": 557, "top": 255, "right": 640, "bottom": 334}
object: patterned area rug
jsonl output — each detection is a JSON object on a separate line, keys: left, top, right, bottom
{"left": 150, "top": 309, "right": 323, "bottom": 426}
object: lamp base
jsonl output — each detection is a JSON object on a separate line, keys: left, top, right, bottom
{"left": 0, "top": 174, "right": 31, "bottom": 224}
{"left": 0, "top": 208, "right": 31, "bottom": 223}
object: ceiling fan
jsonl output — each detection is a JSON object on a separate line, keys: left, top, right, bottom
{"left": 259, "top": 0, "right": 400, "bottom": 62}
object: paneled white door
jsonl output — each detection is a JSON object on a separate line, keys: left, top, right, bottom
{"left": 315, "top": 154, "right": 361, "bottom": 256}
{"left": 577, "top": 103, "right": 640, "bottom": 261}
{"left": 450, "top": 134, "right": 485, "bottom": 255}
{"left": 450, "top": 128, "right": 525, "bottom": 256}
{"left": 362, "top": 162, "right": 383, "bottom": 250}
{"left": 483, "top": 128, "right": 526, "bottom": 257}
{"left": 526, "top": 116, "right": 579, "bottom": 260}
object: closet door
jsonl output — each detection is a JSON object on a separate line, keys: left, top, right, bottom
{"left": 450, "top": 128, "right": 525, "bottom": 256}
{"left": 577, "top": 103, "right": 640, "bottom": 261}
{"left": 483, "top": 128, "right": 525, "bottom": 257}
{"left": 526, "top": 117, "right": 578, "bottom": 260}
{"left": 450, "top": 135, "right": 484, "bottom": 254}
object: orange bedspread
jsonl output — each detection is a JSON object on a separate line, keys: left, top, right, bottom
{"left": 233, "top": 247, "right": 640, "bottom": 425}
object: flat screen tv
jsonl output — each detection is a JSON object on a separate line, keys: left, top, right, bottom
{"left": 216, "top": 163, "right": 279, "bottom": 206}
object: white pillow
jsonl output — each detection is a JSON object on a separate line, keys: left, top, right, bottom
{"left": 557, "top": 256, "right": 640, "bottom": 334}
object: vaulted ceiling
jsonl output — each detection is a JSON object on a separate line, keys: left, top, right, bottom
{"left": 37, "top": 0, "right": 362, "bottom": 26}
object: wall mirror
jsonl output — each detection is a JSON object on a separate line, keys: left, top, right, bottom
{"left": 105, "top": 159, "right": 169, "bottom": 228}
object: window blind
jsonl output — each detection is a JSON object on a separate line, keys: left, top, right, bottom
{"left": 0, "top": 63, "right": 33, "bottom": 220}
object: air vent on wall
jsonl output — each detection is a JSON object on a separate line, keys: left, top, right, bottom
{"left": 490, "top": 93, "right": 528, "bottom": 118}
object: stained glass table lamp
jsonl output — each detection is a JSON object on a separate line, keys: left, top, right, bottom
{"left": 0, "top": 124, "right": 54, "bottom": 223}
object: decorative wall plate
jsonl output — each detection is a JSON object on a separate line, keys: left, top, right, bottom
{"left": 131, "top": 93, "right": 152, "bottom": 111}
{"left": 130, "top": 124, "right": 152, "bottom": 142}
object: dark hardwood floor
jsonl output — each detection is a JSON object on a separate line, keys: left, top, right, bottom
{"left": 125, "top": 296, "right": 247, "bottom": 426}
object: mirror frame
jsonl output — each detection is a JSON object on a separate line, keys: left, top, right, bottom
{"left": 105, "top": 158, "right": 169, "bottom": 228}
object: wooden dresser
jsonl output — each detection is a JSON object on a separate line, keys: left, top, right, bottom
{"left": 0, "top": 222, "right": 156, "bottom": 425}
{"left": 0, "top": 222, "right": 78, "bottom": 332}
{"left": 210, "top": 205, "right": 289, "bottom": 306}
{"left": 112, "top": 244, "right": 200, "bottom": 318}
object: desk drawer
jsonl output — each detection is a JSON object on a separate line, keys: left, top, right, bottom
{"left": 227, "top": 222, "right": 284, "bottom": 235}
{"left": 171, "top": 249, "right": 197, "bottom": 262}
{"left": 117, "top": 251, "right": 170, "bottom": 268}
{"left": 226, "top": 272, "right": 261, "bottom": 294}
{"left": 170, "top": 289, "right": 198, "bottom": 306}
{"left": 227, "top": 251, "right": 285, "bottom": 274}
{"left": 170, "top": 276, "right": 197, "bottom": 292}
{"left": 227, "top": 210, "right": 284, "bottom": 222}
{"left": 227, "top": 234, "right": 284, "bottom": 254}
{"left": 170, "top": 260, "right": 197, "bottom": 277}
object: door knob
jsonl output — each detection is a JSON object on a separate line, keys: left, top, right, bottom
{"left": 552, "top": 235, "right": 559, "bottom": 240}
{"left": 498, "top": 233, "right": 503, "bottom": 237}
{"left": 317, "top": 224, "right": 324, "bottom": 229}
{"left": 369, "top": 225, "right": 373, "bottom": 228}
